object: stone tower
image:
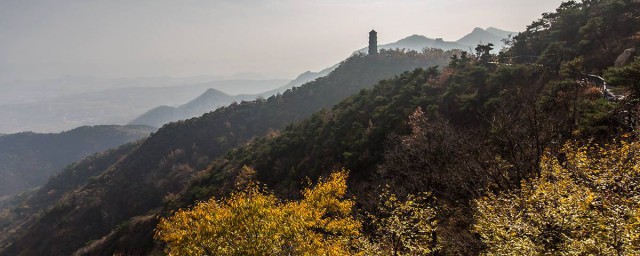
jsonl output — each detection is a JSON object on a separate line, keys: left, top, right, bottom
{"left": 368, "top": 30, "right": 378, "bottom": 55}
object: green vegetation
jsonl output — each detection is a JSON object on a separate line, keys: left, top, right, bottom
{"left": 508, "top": 0, "right": 640, "bottom": 72}
{"left": 0, "top": 141, "right": 143, "bottom": 250}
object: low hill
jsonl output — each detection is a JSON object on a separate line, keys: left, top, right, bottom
{"left": 129, "top": 88, "right": 238, "bottom": 128}
{"left": 0, "top": 125, "right": 155, "bottom": 198}
{"left": 130, "top": 66, "right": 337, "bottom": 128}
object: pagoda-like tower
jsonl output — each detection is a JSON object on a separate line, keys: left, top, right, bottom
{"left": 368, "top": 30, "right": 378, "bottom": 55}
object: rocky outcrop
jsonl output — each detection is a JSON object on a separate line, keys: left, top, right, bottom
{"left": 614, "top": 47, "right": 637, "bottom": 67}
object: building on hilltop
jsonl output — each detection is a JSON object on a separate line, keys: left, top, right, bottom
{"left": 369, "top": 30, "right": 378, "bottom": 55}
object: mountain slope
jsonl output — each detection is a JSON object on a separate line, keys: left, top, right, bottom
{"left": 0, "top": 49, "right": 456, "bottom": 256}
{"left": 257, "top": 64, "right": 338, "bottom": 96}
{"left": 0, "top": 125, "right": 154, "bottom": 198}
{"left": 0, "top": 141, "right": 142, "bottom": 248}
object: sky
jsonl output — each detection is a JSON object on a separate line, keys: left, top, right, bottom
{"left": 0, "top": 0, "right": 565, "bottom": 83}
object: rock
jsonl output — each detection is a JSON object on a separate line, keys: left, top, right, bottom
{"left": 614, "top": 47, "right": 637, "bottom": 67}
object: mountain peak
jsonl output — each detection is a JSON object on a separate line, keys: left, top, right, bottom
{"left": 485, "top": 27, "right": 514, "bottom": 38}
{"left": 397, "top": 34, "right": 430, "bottom": 43}
{"left": 456, "top": 27, "right": 514, "bottom": 50}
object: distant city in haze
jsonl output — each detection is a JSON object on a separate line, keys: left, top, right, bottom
{"left": 0, "top": 0, "right": 565, "bottom": 84}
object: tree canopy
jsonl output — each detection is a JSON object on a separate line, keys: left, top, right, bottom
{"left": 155, "top": 170, "right": 361, "bottom": 256}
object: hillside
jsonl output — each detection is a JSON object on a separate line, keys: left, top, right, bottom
{"left": 0, "top": 125, "right": 154, "bottom": 198}
{"left": 507, "top": 0, "right": 640, "bottom": 71}
{"left": 0, "top": 49, "right": 455, "bottom": 256}
{"left": 0, "top": 141, "right": 142, "bottom": 247}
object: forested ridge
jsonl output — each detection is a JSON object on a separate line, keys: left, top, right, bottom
{"left": 2, "top": 0, "right": 640, "bottom": 255}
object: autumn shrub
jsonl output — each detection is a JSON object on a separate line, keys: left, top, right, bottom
{"left": 155, "top": 170, "right": 361, "bottom": 256}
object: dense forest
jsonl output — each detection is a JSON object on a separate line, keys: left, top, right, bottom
{"left": 1, "top": 0, "right": 640, "bottom": 255}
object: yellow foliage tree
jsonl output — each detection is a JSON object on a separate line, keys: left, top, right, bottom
{"left": 474, "top": 137, "right": 640, "bottom": 255}
{"left": 155, "top": 170, "right": 362, "bottom": 256}
{"left": 363, "top": 187, "right": 438, "bottom": 256}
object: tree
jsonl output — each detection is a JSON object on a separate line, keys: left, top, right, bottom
{"left": 155, "top": 170, "right": 362, "bottom": 256}
{"left": 606, "top": 57, "right": 640, "bottom": 98}
{"left": 475, "top": 43, "right": 495, "bottom": 64}
{"left": 474, "top": 137, "right": 640, "bottom": 255}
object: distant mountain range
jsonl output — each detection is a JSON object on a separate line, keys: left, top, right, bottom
{"left": 358, "top": 27, "right": 515, "bottom": 54}
{"left": 0, "top": 125, "right": 155, "bottom": 199}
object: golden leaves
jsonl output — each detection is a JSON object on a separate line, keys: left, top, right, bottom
{"left": 155, "top": 169, "right": 361, "bottom": 256}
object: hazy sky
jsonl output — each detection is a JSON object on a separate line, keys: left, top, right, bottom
{"left": 0, "top": 0, "right": 565, "bottom": 82}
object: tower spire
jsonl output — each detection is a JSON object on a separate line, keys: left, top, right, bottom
{"left": 368, "top": 30, "right": 378, "bottom": 55}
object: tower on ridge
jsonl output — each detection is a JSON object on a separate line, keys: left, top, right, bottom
{"left": 368, "top": 30, "right": 378, "bottom": 55}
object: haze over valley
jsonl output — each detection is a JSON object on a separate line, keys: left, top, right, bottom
{"left": 0, "top": 78, "right": 288, "bottom": 133}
